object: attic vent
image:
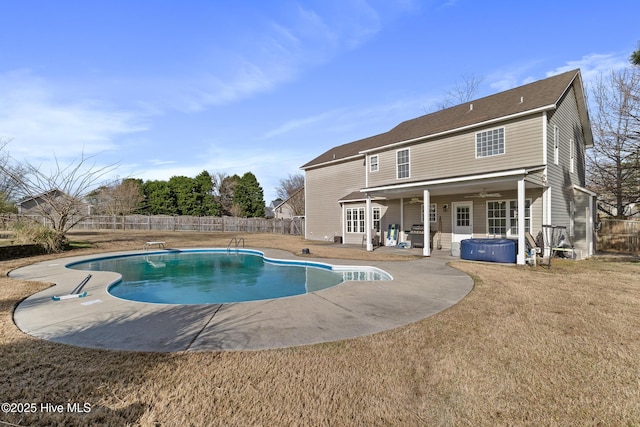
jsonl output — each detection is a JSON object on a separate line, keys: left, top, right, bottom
{"left": 469, "top": 103, "right": 473, "bottom": 111}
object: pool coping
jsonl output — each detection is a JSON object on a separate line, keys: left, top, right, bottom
{"left": 9, "top": 248, "right": 474, "bottom": 352}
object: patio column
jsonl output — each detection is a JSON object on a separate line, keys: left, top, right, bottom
{"left": 400, "top": 198, "right": 404, "bottom": 241}
{"left": 423, "top": 189, "right": 431, "bottom": 257}
{"left": 517, "top": 178, "right": 526, "bottom": 265}
{"left": 366, "top": 194, "right": 373, "bottom": 252}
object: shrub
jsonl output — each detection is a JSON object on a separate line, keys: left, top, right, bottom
{"left": 10, "top": 221, "right": 67, "bottom": 253}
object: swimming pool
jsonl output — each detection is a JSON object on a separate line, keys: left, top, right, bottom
{"left": 68, "top": 249, "right": 392, "bottom": 304}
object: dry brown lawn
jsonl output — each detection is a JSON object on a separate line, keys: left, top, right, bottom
{"left": 1, "top": 230, "right": 639, "bottom": 426}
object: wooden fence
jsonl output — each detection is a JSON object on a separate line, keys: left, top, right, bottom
{"left": 597, "top": 219, "right": 640, "bottom": 253}
{"left": 2, "top": 214, "right": 304, "bottom": 236}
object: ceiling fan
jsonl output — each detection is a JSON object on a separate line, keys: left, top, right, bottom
{"left": 404, "top": 197, "right": 423, "bottom": 204}
{"left": 464, "top": 191, "right": 502, "bottom": 199}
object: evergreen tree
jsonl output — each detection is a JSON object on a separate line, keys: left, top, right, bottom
{"left": 194, "top": 170, "right": 220, "bottom": 216}
{"left": 168, "top": 175, "right": 199, "bottom": 216}
{"left": 631, "top": 43, "right": 640, "bottom": 66}
{"left": 234, "top": 172, "right": 265, "bottom": 217}
{"left": 142, "top": 180, "right": 176, "bottom": 215}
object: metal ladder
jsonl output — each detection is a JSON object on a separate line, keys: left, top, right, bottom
{"left": 227, "top": 237, "right": 245, "bottom": 253}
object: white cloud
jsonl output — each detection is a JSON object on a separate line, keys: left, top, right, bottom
{"left": 264, "top": 94, "right": 439, "bottom": 141}
{"left": 0, "top": 70, "right": 146, "bottom": 161}
{"left": 138, "top": 2, "right": 384, "bottom": 114}
{"left": 487, "top": 61, "right": 542, "bottom": 92}
{"left": 149, "top": 159, "right": 177, "bottom": 166}
{"left": 546, "top": 52, "right": 631, "bottom": 87}
{"left": 262, "top": 108, "right": 348, "bottom": 139}
{"left": 486, "top": 53, "right": 631, "bottom": 95}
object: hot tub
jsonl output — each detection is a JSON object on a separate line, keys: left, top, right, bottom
{"left": 460, "top": 239, "right": 516, "bottom": 263}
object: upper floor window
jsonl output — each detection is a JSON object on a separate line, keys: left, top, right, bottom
{"left": 476, "top": 127, "right": 505, "bottom": 158}
{"left": 370, "top": 155, "right": 379, "bottom": 172}
{"left": 553, "top": 125, "right": 559, "bottom": 165}
{"left": 569, "top": 138, "right": 575, "bottom": 173}
{"left": 397, "top": 149, "right": 410, "bottom": 179}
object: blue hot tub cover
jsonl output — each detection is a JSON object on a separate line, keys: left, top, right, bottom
{"left": 460, "top": 238, "right": 516, "bottom": 263}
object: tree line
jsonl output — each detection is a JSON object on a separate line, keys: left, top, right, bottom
{"left": 88, "top": 171, "right": 266, "bottom": 218}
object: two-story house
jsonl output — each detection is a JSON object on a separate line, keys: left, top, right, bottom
{"left": 301, "top": 69, "right": 596, "bottom": 264}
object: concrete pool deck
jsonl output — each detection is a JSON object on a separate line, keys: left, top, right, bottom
{"left": 10, "top": 248, "right": 473, "bottom": 352}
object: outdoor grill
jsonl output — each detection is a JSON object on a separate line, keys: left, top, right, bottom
{"left": 409, "top": 224, "right": 424, "bottom": 248}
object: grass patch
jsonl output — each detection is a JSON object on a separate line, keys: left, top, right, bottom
{"left": 1, "top": 230, "right": 639, "bottom": 425}
{"left": 65, "top": 240, "right": 95, "bottom": 250}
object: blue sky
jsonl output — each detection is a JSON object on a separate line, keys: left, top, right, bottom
{"left": 1, "top": 0, "right": 638, "bottom": 203}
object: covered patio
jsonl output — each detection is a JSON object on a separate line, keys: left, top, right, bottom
{"left": 359, "top": 167, "right": 547, "bottom": 265}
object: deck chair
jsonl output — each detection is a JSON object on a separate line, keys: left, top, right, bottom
{"left": 362, "top": 231, "right": 380, "bottom": 248}
{"left": 525, "top": 231, "right": 542, "bottom": 266}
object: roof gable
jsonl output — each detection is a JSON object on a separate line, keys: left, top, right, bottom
{"left": 302, "top": 69, "right": 587, "bottom": 169}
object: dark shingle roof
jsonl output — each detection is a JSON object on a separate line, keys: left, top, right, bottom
{"left": 302, "top": 69, "right": 585, "bottom": 169}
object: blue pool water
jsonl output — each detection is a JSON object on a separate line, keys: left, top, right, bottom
{"left": 68, "top": 249, "right": 391, "bottom": 304}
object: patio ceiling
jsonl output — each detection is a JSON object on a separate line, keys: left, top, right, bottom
{"left": 362, "top": 167, "right": 546, "bottom": 200}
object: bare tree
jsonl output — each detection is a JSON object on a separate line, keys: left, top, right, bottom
{"left": 0, "top": 151, "right": 118, "bottom": 250}
{"left": 90, "top": 178, "right": 143, "bottom": 215}
{"left": 0, "top": 138, "right": 25, "bottom": 213}
{"left": 436, "top": 73, "right": 485, "bottom": 110}
{"left": 587, "top": 68, "right": 640, "bottom": 218}
{"left": 214, "top": 173, "right": 240, "bottom": 216}
{"left": 275, "top": 173, "right": 305, "bottom": 216}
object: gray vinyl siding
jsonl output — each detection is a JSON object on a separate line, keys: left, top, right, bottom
{"left": 547, "top": 86, "right": 587, "bottom": 188}
{"left": 542, "top": 85, "right": 595, "bottom": 258}
{"left": 305, "top": 159, "right": 365, "bottom": 241}
{"left": 547, "top": 86, "right": 588, "bottom": 241}
{"left": 367, "top": 114, "right": 544, "bottom": 187}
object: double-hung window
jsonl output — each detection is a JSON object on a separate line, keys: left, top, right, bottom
{"left": 346, "top": 207, "right": 365, "bottom": 233}
{"left": 370, "top": 155, "right": 379, "bottom": 172}
{"left": 487, "top": 199, "right": 531, "bottom": 236}
{"left": 487, "top": 201, "right": 507, "bottom": 235}
{"left": 420, "top": 204, "right": 437, "bottom": 223}
{"left": 508, "top": 200, "right": 531, "bottom": 235}
{"left": 397, "top": 149, "right": 410, "bottom": 179}
{"left": 373, "top": 207, "right": 381, "bottom": 232}
{"left": 569, "top": 138, "right": 575, "bottom": 173}
{"left": 553, "top": 125, "right": 559, "bottom": 165}
{"left": 476, "top": 127, "right": 505, "bottom": 158}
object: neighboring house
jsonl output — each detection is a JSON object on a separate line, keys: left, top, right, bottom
{"left": 273, "top": 187, "right": 305, "bottom": 219}
{"left": 264, "top": 200, "right": 279, "bottom": 218}
{"left": 301, "top": 69, "right": 596, "bottom": 264}
{"left": 17, "top": 189, "right": 92, "bottom": 216}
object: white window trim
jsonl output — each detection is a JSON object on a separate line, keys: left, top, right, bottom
{"left": 396, "top": 148, "right": 410, "bottom": 179}
{"left": 372, "top": 207, "right": 381, "bottom": 232}
{"left": 553, "top": 125, "right": 559, "bottom": 165}
{"left": 420, "top": 203, "right": 438, "bottom": 223}
{"left": 346, "top": 207, "right": 366, "bottom": 233}
{"left": 569, "top": 138, "right": 575, "bottom": 173}
{"left": 370, "top": 155, "right": 379, "bottom": 173}
{"left": 486, "top": 199, "right": 532, "bottom": 237}
{"left": 475, "top": 127, "right": 505, "bottom": 158}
